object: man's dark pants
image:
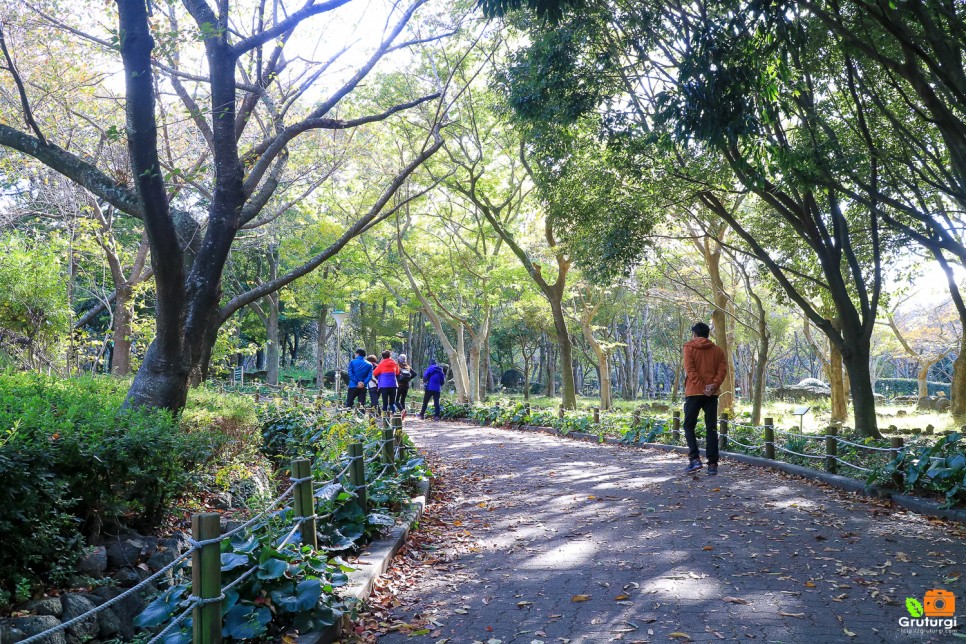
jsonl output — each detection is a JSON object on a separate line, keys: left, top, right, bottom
{"left": 421, "top": 390, "right": 441, "bottom": 418}
{"left": 346, "top": 385, "right": 367, "bottom": 408}
{"left": 682, "top": 395, "right": 719, "bottom": 464}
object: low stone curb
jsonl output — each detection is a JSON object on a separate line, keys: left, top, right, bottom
{"left": 470, "top": 420, "right": 966, "bottom": 524}
{"left": 303, "top": 477, "right": 431, "bottom": 644}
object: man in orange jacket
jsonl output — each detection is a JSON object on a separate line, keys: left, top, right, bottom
{"left": 682, "top": 322, "right": 727, "bottom": 475}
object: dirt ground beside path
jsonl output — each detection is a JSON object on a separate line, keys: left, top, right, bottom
{"left": 347, "top": 419, "right": 966, "bottom": 644}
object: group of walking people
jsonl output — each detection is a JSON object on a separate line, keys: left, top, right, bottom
{"left": 344, "top": 348, "right": 446, "bottom": 420}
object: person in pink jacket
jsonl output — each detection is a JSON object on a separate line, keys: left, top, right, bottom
{"left": 372, "top": 350, "right": 401, "bottom": 414}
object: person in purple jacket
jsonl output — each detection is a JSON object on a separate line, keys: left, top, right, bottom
{"left": 419, "top": 358, "right": 446, "bottom": 421}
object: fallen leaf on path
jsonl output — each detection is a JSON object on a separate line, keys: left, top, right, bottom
{"left": 778, "top": 612, "right": 805, "bottom": 618}
{"left": 804, "top": 581, "right": 816, "bottom": 588}
{"left": 722, "top": 596, "right": 749, "bottom": 605}
{"left": 703, "top": 546, "right": 714, "bottom": 551}
{"left": 669, "top": 633, "right": 692, "bottom": 641}
{"left": 571, "top": 595, "right": 591, "bottom": 602}
{"left": 843, "top": 628, "right": 857, "bottom": 637}
{"left": 614, "top": 594, "right": 630, "bottom": 601}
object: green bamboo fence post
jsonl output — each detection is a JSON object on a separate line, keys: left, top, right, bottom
{"left": 718, "top": 412, "right": 729, "bottom": 451}
{"left": 191, "top": 513, "right": 222, "bottom": 644}
{"left": 291, "top": 459, "right": 317, "bottom": 550}
{"left": 348, "top": 442, "right": 367, "bottom": 511}
{"left": 825, "top": 426, "right": 838, "bottom": 474}
{"left": 890, "top": 436, "right": 904, "bottom": 488}
{"left": 764, "top": 417, "right": 775, "bottom": 460}
{"left": 672, "top": 410, "right": 681, "bottom": 443}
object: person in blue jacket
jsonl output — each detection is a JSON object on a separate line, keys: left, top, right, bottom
{"left": 345, "top": 348, "right": 372, "bottom": 409}
{"left": 419, "top": 359, "right": 446, "bottom": 421}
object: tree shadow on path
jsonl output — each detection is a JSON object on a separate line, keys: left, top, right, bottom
{"left": 361, "top": 420, "right": 966, "bottom": 644}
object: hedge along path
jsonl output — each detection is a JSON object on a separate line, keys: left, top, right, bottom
{"left": 16, "top": 412, "right": 410, "bottom": 644}
{"left": 376, "top": 419, "right": 966, "bottom": 644}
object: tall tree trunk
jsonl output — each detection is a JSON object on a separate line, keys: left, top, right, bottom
{"left": 841, "top": 339, "right": 879, "bottom": 437}
{"left": 750, "top": 305, "right": 769, "bottom": 425}
{"left": 671, "top": 360, "right": 682, "bottom": 403}
{"left": 578, "top": 295, "right": 611, "bottom": 410}
{"left": 111, "top": 286, "right": 133, "bottom": 376}
{"left": 828, "top": 342, "right": 848, "bottom": 423}
{"left": 266, "top": 293, "right": 280, "bottom": 386}
{"left": 316, "top": 305, "right": 329, "bottom": 388}
{"left": 549, "top": 297, "right": 577, "bottom": 408}
{"left": 642, "top": 307, "right": 653, "bottom": 398}
{"left": 951, "top": 334, "right": 966, "bottom": 417}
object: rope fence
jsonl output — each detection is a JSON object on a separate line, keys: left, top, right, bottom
{"left": 20, "top": 412, "right": 412, "bottom": 644}
{"left": 603, "top": 409, "right": 913, "bottom": 479}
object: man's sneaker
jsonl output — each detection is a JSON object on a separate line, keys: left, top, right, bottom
{"left": 707, "top": 464, "right": 718, "bottom": 476}
{"left": 685, "top": 460, "right": 703, "bottom": 474}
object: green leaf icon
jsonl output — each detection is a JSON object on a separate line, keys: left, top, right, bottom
{"left": 906, "top": 597, "right": 924, "bottom": 618}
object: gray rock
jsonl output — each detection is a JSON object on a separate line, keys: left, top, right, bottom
{"left": 76, "top": 546, "right": 107, "bottom": 576}
{"left": 229, "top": 465, "right": 273, "bottom": 505}
{"left": 95, "top": 606, "right": 122, "bottom": 639}
{"left": 114, "top": 566, "right": 141, "bottom": 587}
{"left": 24, "top": 597, "right": 63, "bottom": 618}
{"left": 147, "top": 547, "right": 180, "bottom": 573}
{"left": 159, "top": 532, "right": 190, "bottom": 555}
{"left": 92, "top": 587, "right": 144, "bottom": 640}
{"left": 774, "top": 378, "right": 832, "bottom": 401}
{"left": 106, "top": 539, "right": 143, "bottom": 569}
{"left": 896, "top": 409, "right": 908, "bottom": 417}
{"left": 59, "top": 594, "right": 98, "bottom": 644}
{"left": 212, "top": 491, "right": 233, "bottom": 510}
{"left": 3, "top": 615, "right": 66, "bottom": 644}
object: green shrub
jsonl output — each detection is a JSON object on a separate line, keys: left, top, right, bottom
{"left": 0, "top": 373, "right": 215, "bottom": 599}
{"left": 875, "top": 378, "right": 950, "bottom": 398}
{"left": 873, "top": 432, "right": 966, "bottom": 505}
{"left": 0, "top": 445, "right": 83, "bottom": 604}
{"left": 183, "top": 385, "right": 260, "bottom": 461}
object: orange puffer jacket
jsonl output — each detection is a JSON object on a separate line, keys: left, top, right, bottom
{"left": 683, "top": 337, "right": 727, "bottom": 397}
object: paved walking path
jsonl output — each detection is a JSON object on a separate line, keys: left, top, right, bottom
{"left": 376, "top": 419, "right": 965, "bottom": 643}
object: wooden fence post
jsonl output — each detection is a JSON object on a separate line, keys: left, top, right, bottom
{"left": 392, "top": 414, "right": 404, "bottom": 459}
{"left": 672, "top": 410, "right": 681, "bottom": 443}
{"left": 825, "top": 426, "right": 838, "bottom": 474}
{"left": 524, "top": 402, "right": 532, "bottom": 417}
{"left": 382, "top": 426, "right": 396, "bottom": 468}
{"left": 558, "top": 406, "right": 565, "bottom": 419}
{"left": 593, "top": 407, "right": 600, "bottom": 424}
{"left": 291, "top": 459, "right": 317, "bottom": 550}
{"left": 718, "top": 412, "right": 729, "bottom": 451}
{"left": 191, "top": 513, "right": 222, "bottom": 644}
{"left": 890, "top": 436, "right": 904, "bottom": 487}
{"left": 348, "top": 442, "right": 367, "bottom": 511}
{"left": 764, "top": 417, "right": 775, "bottom": 460}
